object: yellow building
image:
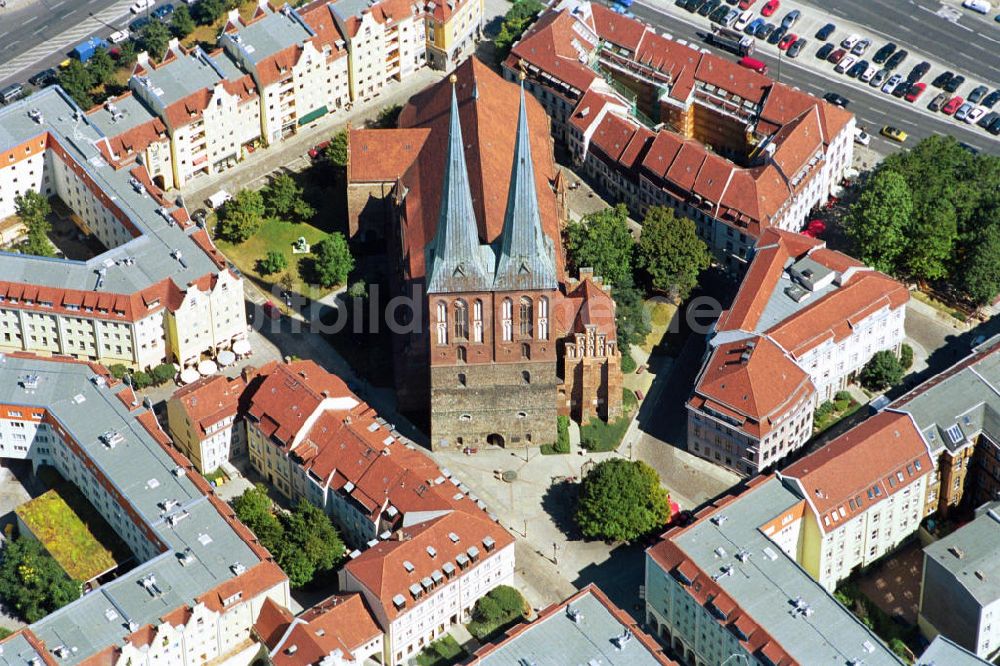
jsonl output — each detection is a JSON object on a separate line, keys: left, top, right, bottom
{"left": 425, "top": 0, "right": 483, "bottom": 69}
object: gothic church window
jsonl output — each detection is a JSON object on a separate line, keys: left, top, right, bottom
{"left": 436, "top": 302, "right": 447, "bottom": 345}
{"left": 473, "top": 299, "right": 483, "bottom": 343}
{"left": 538, "top": 296, "right": 548, "bottom": 340}
{"left": 502, "top": 298, "right": 513, "bottom": 342}
{"left": 519, "top": 297, "right": 533, "bottom": 338}
{"left": 454, "top": 300, "right": 469, "bottom": 340}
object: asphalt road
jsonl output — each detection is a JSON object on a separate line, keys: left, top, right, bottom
{"left": 633, "top": 2, "right": 1000, "bottom": 155}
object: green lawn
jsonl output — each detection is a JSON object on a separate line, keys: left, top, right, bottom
{"left": 579, "top": 389, "right": 638, "bottom": 453}
{"left": 415, "top": 635, "right": 467, "bottom": 666}
{"left": 813, "top": 392, "right": 863, "bottom": 434}
{"left": 14, "top": 487, "right": 123, "bottom": 582}
{"left": 640, "top": 299, "right": 677, "bottom": 354}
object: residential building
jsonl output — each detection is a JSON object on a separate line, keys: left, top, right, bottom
{"left": 424, "top": 0, "right": 483, "bottom": 69}
{"left": 919, "top": 503, "right": 1000, "bottom": 660}
{"left": 166, "top": 365, "right": 268, "bottom": 473}
{"left": 221, "top": 0, "right": 351, "bottom": 145}
{"left": 0, "top": 353, "right": 289, "bottom": 665}
{"left": 86, "top": 92, "right": 174, "bottom": 190}
{"left": 131, "top": 41, "right": 262, "bottom": 188}
{"left": 917, "top": 635, "right": 992, "bottom": 665}
{"left": 468, "top": 584, "right": 675, "bottom": 665}
{"left": 645, "top": 474, "right": 903, "bottom": 666}
{"left": 340, "top": 510, "right": 514, "bottom": 665}
{"left": 505, "top": 0, "right": 856, "bottom": 269}
{"left": 346, "top": 58, "right": 621, "bottom": 449}
{"left": 254, "top": 593, "right": 384, "bottom": 665}
{"left": 687, "top": 230, "right": 907, "bottom": 475}
{"left": 0, "top": 87, "right": 248, "bottom": 370}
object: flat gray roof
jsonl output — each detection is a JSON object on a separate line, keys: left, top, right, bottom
{"left": 0, "top": 87, "right": 223, "bottom": 296}
{"left": 231, "top": 6, "right": 313, "bottom": 64}
{"left": 476, "top": 589, "right": 663, "bottom": 666}
{"left": 85, "top": 93, "right": 159, "bottom": 137}
{"left": 0, "top": 354, "right": 266, "bottom": 664}
{"left": 672, "top": 477, "right": 902, "bottom": 665}
{"left": 924, "top": 504, "right": 1000, "bottom": 606}
{"left": 918, "top": 635, "right": 991, "bottom": 665}
{"left": 137, "top": 48, "right": 224, "bottom": 107}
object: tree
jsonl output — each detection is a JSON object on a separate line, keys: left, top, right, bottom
{"left": 139, "top": 20, "right": 171, "bottom": 60}
{"left": 373, "top": 104, "right": 402, "bottom": 129}
{"left": 150, "top": 363, "right": 176, "bottom": 385}
{"left": 636, "top": 206, "right": 710, "bottom": 301}
{"left": 55, "top": 59, "right": 94, "bottom": 109}
{"left": 258, "top": 250, "right": 288, "bottom": 276}
{"left": 130, "top": 370, "right": 152, "bottom": 389}
{"left": 263, "top": 174, "right": 314, "bottom": 222}
{"left": 279, "top": 501, "right": 345, "bottom": 586}
{"left": 108, "top": 364, "right": 129, "bottom": 380}
{"left": 216, "top": 189, "right": 265, "bottom": 243}
{"left": 87, "top": 48, "right": 115, "bottom": 87}
{"left": 170, "top": 5, "right": 196, "bottom": 37}
{"left": 900, "top": 344, "right": 914, "bottom": 370}
{"left": 0, "top": 537, "right": 80, "bottom": 623}
{"left": 963, "top": 224, "right": 1000, "bottom": 306}
{"left": 347, "top": 280, "right": 368, "bottom": 299}
{"left": 117, "top": 40, "right": 139, "bottom": 67}
{"left": 564, "top": 204, "right": 635, "bottom": 288}
{"left": 311, "top": 233, "right": 354, "bottom": 288}
{"left": 847, "top": 168, "right": 912, "bottom": 275}
{"left": 494, "top": 0, "right": 545, "bottom": 57}
{"left": 232, "top": 484, "right": 284, "bottom": 547}
{"left": 858, "top": 350, "right": 904, "bottom": 392}
{"left": 324, "top": 130, "right": 349, "bottom": 168}
{"left": 903, "top": 198, "right": 956, "bottom": 282}
{"left": 469, "top": 585, "right": 528, "bottom": 639}
{"left": 611, "top": 275, "right": 650, "bottom": 373}
{"left": 193, "top": 0, "right": 225, "bottom": 24}
{"left": 574, "top": 458, "right": 670, "bottom": 542}
{"left": 15, "top": 191, "right": 54, "bottom": 258}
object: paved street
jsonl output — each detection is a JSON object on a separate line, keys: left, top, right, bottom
{"left": 637, "top": 0, "right": 1000, "bottom": 155}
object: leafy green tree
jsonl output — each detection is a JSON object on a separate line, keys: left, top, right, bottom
{"left": 117, "top": 40, "right": 139, "bottom": 67}
{"left": 263, "top": 174, "right": 315, "bottom": 222}
{"left": 574, "top": 458, "right": 670, "bottom": 542}
{"left": 108, "top": 364, "right": 129, "bottom": 380}
{"left": 0, "top": 537, "right": 80, "bottom": 623}
{"left": 469, "top": 585, "right": 528, "bottom": 639}
{"left": 258, "top": 250, "right": 288, "bottom": 276}
{"left": 858, "top": 350, "right": 904, "bottom": 392}
{"left": 903, "top": 198, "right": 956, "bottom": 282}
{"left": 170, "top": 5, "right": 196, "bottom": 37}
{"left": 150, "top": 363, "right": 176, "bottom": 385}
{"left": 373, "top": 104, "right": 402, "bottom": 129}
{"left": 139, "top": 20, "right": 171, "bottom": 60}
{"left": 564, "top": 204, "right": 635, "bottom": 288}
{"left": 494, "top": 0, "right": 544, "bottom": 57}
{"left": 87, "top": 48, "right": 115, "bottom": 87}
{"left": 963, "top": 224, "right": 1000, "bottom": 306}
{"left": 15, "top": 191, "right": 54, "bottom": 258}
{"left": 232, "top": 484, "right": 285, "bottom": 546}
{"left": 194, "top": 0, "right": 225, "bottom": 24}
{"left": 900, "top": 344, "right": 914, "bottom": 370}
{"left": 311, "top": 233, "right": 354, "bottom": 287}
{"left": 347, "top": 280, "right": 368, "bottom": 299}
{"left": 216, "top": 189, "right": 265, "bottom": 243}
{"left": 636, "top": 206, "right": 710, "bottom": 301}
{"left": 848, "top": 168, "right": 912, "bottom": 275}
{"left": 611, "top": 275, "right": 649, "bottom": 373}
{"left": 130, "top": 371, "right": 152, "bottom": 389}
{"left": 324, "top": 130, "right": 349, "bottom": 168}
{"left": 56, "top": 60, "right": 94, "bottom": 109}
{"left": 279, "top": 501, "right": 345, "bottom": 585}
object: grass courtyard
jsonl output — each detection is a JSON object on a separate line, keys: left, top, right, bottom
{"left": 579, "top": 389, "right": 639, "bottom": 453}
{"left": 14, "top": 480, "right": 128, "bottom": 583}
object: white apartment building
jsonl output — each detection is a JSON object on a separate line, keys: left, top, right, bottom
{"left": 340, "top": 512, "right": 515, "bottom": 665}
{"left": 0, "top": 88, "right": 248, "bottom": 370}
{"left": 222, "top": 1, "right": 351, "bottom": 145}
{"left": 87, "top": 93, "right": 175, "bottom": 191}
{"left": 0, "top": 354, "right": 290, "bottom": 665}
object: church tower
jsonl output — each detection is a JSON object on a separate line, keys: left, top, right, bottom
{"left": 427, "top": 75, "right": 559, "bottom": 451}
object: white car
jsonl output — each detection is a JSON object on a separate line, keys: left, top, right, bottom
{"left": 962, "top": 0, "right": 991, "bottom": 14}
{"left": 882, "top": 73, "right": 903, "bottom": 94}
{"left": 854, "top": 128, "right": 871, "bottom": 146}
{"left": 129, "top": 0, "right": 154, "bottom": 11}
{"left": 734, "top": 9, "right": 754, "bottom": 30}
{"left": 966, "top": 107, "right": 986, "bottom": 124}
{"left": 835, "top": 55, "right": 857, "bottom": 74}
{"left": 860, "top": 66, "right": 878, "bottom": 83}
{"left": 108, "top": 29, "right": 130, "bottom": 44}
{"left": 840, "top": 34, "right": 860, "bottom": 49}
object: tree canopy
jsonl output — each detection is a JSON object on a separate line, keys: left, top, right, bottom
{"left": 258, "top": 249, "right": 288, "bottom": 276}
{"left": 964, "top": 224, "right": 1000, "bottom": 306}
{"left": 216, "top": 189, "right": 265, "bottom": 243}
{"left": 325, "top": 130, "right": 349, "bottom": 168}
{"left": 858, "top": 350, "right": 904, "bottom": 392}
{"left": 170, "top": 5, "right": 196, "bottom": 37}
{"left": 847, "top": 168, "right": 912, "bottom": 274}
{"left": 564, "top": 204, "right": 635, "bottom": 288}
{"left": 56, "top": 60, "right": 95, "bottom": 109}
{"left": 15, "top": 191, "right": 54, "bottom": 258}
{"left": 469, "top": 585, "right": 528, "bottom": 640}
{"left": 574, "top": 458, "right": 670, "bottom": 542}
{"left": 139, "top": 20, "right": 171, "bottom": 60}
{"left": 263, "top": 174, "right": 315, "bottom": 223}
{"left": 636, "top": 206, "right": 710, "bottom": 301}
{"left": 0, "top": 537, "right": 80, "bottom": 623}
{"left": 494, "top": 0, "right": 544, "bottom": 58}
{"left": 310, "top": 232, "right": 354, "bottom": 288}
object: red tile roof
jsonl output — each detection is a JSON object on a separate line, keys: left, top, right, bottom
{"left": 268, "top": 594, "right": 382, "bottom": 664}
{"left": 507, "top": 10, "right": 600, "bottom": 95}
{"left": 171, "top": 371, "right": 254, "bottom": 436}
{"left": 247, "top": 360, "right": 354, "bottom": 446}
{"left": 347, "top": 128, "right": 431, "bottom": 182}
{"left": 781, "top": 411, "right": 932, "bottom": 533}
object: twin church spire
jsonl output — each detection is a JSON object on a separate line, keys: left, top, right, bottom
{"left": 426, "top": 73, "right": 557, "bottom": 295}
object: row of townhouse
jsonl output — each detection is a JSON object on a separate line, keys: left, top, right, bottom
{"left": 0, "top": 87, "right": 247, "bottom": 370}
{"left": 106, "top": 0, "right": 484, "bottom": 189}
{"left": 687, "top": 229, "right": 908, "bottom": 477}
{"left": 0, "top": 353, "right": 290, "bottom": 665}
{"left": 503, "top": 0, "right": 855, "bottom": 269}
{"left": 165, "top": 358, "right": 516, "bottom": 664}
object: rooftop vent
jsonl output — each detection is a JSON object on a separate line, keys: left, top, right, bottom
{"left": 976, "top": 570, "right": 987, "bottom": 581}
{"left": 714, "top": 546, "right": 727, "bottom": 558}
{"left": 178, "top": 548, "right": 195, "bottom": 566}
{"left": 166, "top": 510, "right": 189, "bottom": 527}
{"left": 139, "top": 574, "right": 161, "bottom": 597}
{"left": 949, "top": 547, "right": 965, "bottom": 559}
{"left": 20, "top": 374, "right": 39, "bottom": 390}
{"left": 104, "top": 608, "right": 118, "bottom": 622}
{"left": 567, "top": 605, "right": 582, "bottom": 623}
{"left": 613, "top": 628, "right": 633, "bottom": 650}
{"left": 28, "top": 109, "right": 44, "bottom": 124}
{"left": 711, "top": 515, "right": 728, "bottom": 526}
{"left": 231, "top": 562, "right": 246, "bottom": 575}
{"left": 448, "top": 532, "right": 460, "bottom": 543}
{"left": 403, "top": 560, "right": 415, "bottom": 572}
{"left": 99, "top": 431, "right": 124, "bottom": 448}
{"left": 735, "top": 549, "right": 750, "bottom": 563}
{"left": 712, "top": 565, "right": 733, "bottom": 581}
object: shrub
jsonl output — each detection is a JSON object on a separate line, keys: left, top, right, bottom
{"left": 151, "top": 363, "right": 176, "bottom": 385}
{"left": 131, "top": 371, "right": 153, "bottom": 389}
{"left": 108, "top": 364, "right": 128, "bottom": 380}
{"left": 258, "top": 249, "right": 288, "bottom": 276}
{"left": 834, "top": 390, "right": 853, "bottom": 403}
{"left": 900, "top": 343, "right": 914, "bottom": 370}
{"left": 555, "top": 415, "right": 570, "bottom": 453}
{"left": 468, "top": 585, "right": 527, "bottom": 640}
{"left": 859, "top": 350, "right": 904, "bottom": 391}
{"left": 620, "top": 350, "right": 637, "bottom": 374}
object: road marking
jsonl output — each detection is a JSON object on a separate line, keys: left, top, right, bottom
{"left": 51, "top": 0, "right": 65, "bottom": 6}
{"left": 33, "top": 26, "right": 46, "bottom": 35}
{"left": 23, "top": 15, "right": 37, "bottom": 24}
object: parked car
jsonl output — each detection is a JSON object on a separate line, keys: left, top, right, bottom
{"left": 881, "top": 73, "right": 903, "bottom": 93}
{"left": 835, "top": 55, "right": 857, "bottom": 74}
{"left": 828, "top": 47, "right": 847, "bottom": 64}
{"left": 734, "top": 9, "right": 754, "bottom": 29}
{"left": 872, "top": 42, "right": 896, "bottom": 64}
{"left": 904, "top": 82, "right": 927, "bottom": 102}
{"left": 823, "top": 91, "right": 849, "bottom": 107}
{"left": 787, "top": 37, "right": 806, "bottom": 57}
{"left": 760, "top": 0, "right": 779, "bottom": 16}
{"left": 945, "top": 74, "right": 966, "bottom": 93}
{"left": 885, "top": 49, "right": 908, "bottom": 70}
{"left": 851, "top": 38, "right": 871, "bottom": 55}
{"left": 962, "top": 0, "right": 991, "bottom": 14}
{"left": 989, "top": 116, "right": 1000, "bottom": 135}
{"left": 968, "top": 85, "right": 989, "bottom": 104}
{"left": 860, "top": 65, "right": 878, "bottom": 83}
{"left": 778, "top": 33, "right": 797, "bottom": 50}
{"left": 942, "top": 95, "right": 965, "bottom": 115}
{"left": 746, "top": 17, "right": 765, "bottom": 34}
{"left": 0, "top": 83, "right": 24, "bottom": 105}
{"left": 698, "top": 0, "right": 720, "bottom": 16}
{"left": 979, "top": 111, "right": 1000, "bottom": 129}
{"left": 982, "top": 89, "right": 1000, "bottom": 108}
{"left": 932, "top": 70, "right": 954, "bottom": 88}
{"left": 151, "top": 3, "right": 174, "bottom": 19}
{"left": 881, "top": 126, "right": 908, "bottom": 142}
{"left": 854, "top": 127, "right": 871, "bottom": 146}
{"left": 907, "top": 61, "right": 931, "bottom": 82}
{"left": 966, "top": 107, "right": 986, "bottom": 124}
{"left": 129, "top": 16, "right": 150, "bottom": 32}
{"left": 262, "top": 301, "right": 281, "bottom": 320}
{"left": 28, "top": 68, "right": 57, "bottom": 87}
{"left": 780, "top": 8, "right": 800, "bottom": 28}
{"left": 129, "top": 0, "right": 154, "bottom": 12}
{"left": 840, "top": 34, "right": 860, "bottom": 49}
{"left": 816, "top": 43, "right": 835, "bottom": 59}
{"left": 756, "top": 22, "right": 775, "bottom": 39}
{"left": 738, "top": 0, "right": 756, "bottom": 8}
{"left": 892, "top": 80, "right": 912, "bottom": 98}
{"left": 815, "top": 22, "right": 835, "bottom": 40}
{"left": 767, "top": 25, "right": 787, "bottom": 44}
{"left": 928, "top": 91, "right": 950, "bottom": 112}
{"left": 108, "top": 29, "right": 130, "bottom": 44}
{"left": 870, "top": 69, "right": 889, "bottom": 87}
{"left": 955, "top": 102, "right": 974, "bottom": 121}
{"left": 847, "top": 59, "right": 868, "bottom": 78}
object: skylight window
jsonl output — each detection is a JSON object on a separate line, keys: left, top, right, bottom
{"left": 946, "top": 424, "right": 964, "bottom": 444}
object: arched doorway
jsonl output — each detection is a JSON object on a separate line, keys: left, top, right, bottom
{"left": 486, "top": 433, "right": 505, "bottom": 448}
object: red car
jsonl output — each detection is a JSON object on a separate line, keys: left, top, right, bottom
{"left": 738, "top": 0, "right": 756, "bottom": 8}
{"left": 761, "top": 0, "right": 779, "bottom": 16}
{"left": 942, "top": 95, "right": 964, "bottom": 115}
{"left": 807, "top": 219, "right": 827, "bottom": 234}
{"left": 828, "top": 48, "right": 847, "bottom": 64}
{"left": 307, "top": 140, "right": 331, "bottom": 159}
{"left": 904, "top": 82, "right": 927, "bottom": 103}
{"left": 262, "top": 301, "right": 281, "bottom": 320}
{"left": 778, "top": 34, "right": 797, "bottom": 50}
